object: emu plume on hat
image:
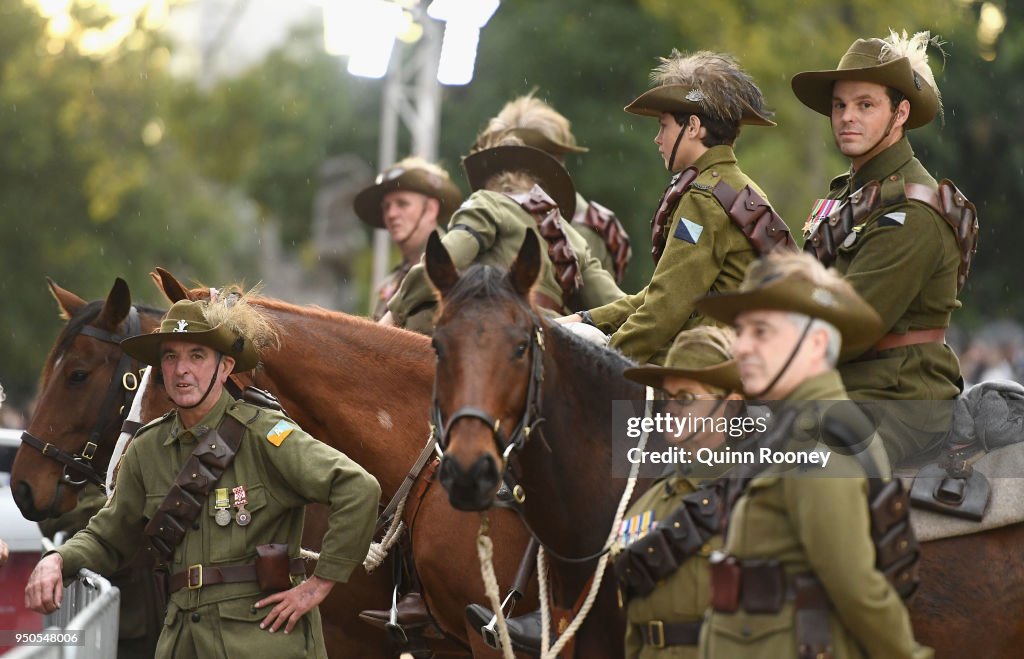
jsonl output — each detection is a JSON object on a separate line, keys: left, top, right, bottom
{"left": 480, "top": 91, "right": 588, "bottom": 156}
{"left": 625, "top": 50, "right": 775, "bottom": 127}
{"left": 792, "top": 29, "right": 945, "bottom": 129}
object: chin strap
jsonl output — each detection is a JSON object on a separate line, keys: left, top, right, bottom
{"left": 667, "top": 121, "right": 688, "bottom": 173}
{"left": 177, "top": 354, "right": 224, "bottom": 410}
{"left": 746, "top": 318, "right": 814, "bottom": 400}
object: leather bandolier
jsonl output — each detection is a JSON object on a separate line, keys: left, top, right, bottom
{"left": 705, "top": 407, "right": 919, "bottom": 659}
{"left": 573, "top": 200, "right": 632, "bottom": 283}
{"left": 803, "top": 178, "right": 979, "bottom": 294}
{"left": 650, "top": 167, "right": 796, "bottom": 266}
{"left": 143, "top": 387, "right": 299, "bottom": 600}
{"left": 506, "top": 187, "right": 582, "bottom": 310}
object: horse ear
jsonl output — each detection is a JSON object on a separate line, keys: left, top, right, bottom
{"left": 47, "top": 278, "right": 87, "bottom": 320}
{"left": 425, "top": 231, "right": 459, "bottom": 298}
{"left": 97, "top": 278, "right": 132, "bottom": 329}
{"left": 509, "top": 230, "right": 542, "bottom": 299}
{"left": 153, "top": 267, "right": 196, "bottom": 302}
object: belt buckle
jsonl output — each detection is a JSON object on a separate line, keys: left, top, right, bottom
{"left": 187, "top": 564, "right": 203, "bottom": 589}
{"left": 647, "top": 620, "right": 665, "bottom": 649}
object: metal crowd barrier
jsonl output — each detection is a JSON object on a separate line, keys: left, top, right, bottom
{"left": 4, "top": 540, "right": 120, "bottom": 659}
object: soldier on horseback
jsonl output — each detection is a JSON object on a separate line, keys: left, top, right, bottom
{"left": 559, "top": 49, "right": 795, "bottom": 365}
{"left": 693, "top": 251, "right": 930, "bottom": 658}
{"left": 796, "top": 30, "right": 979, "bottom": 464}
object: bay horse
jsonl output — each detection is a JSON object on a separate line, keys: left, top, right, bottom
{"left": 426, "top": 231, "right": 1024, "bottom": 659}
{"left": 148, "top": 268, "right": 536, "bottom": 658}
{"left": 9, "top": 278, "right": 404, "bottom": 658}
{"left": 427, "top": 230, "right": 648, "bottom": 658}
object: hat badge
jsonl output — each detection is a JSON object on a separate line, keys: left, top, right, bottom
{"left": 173, "top": 320, "right": 189, "bottom": 332}
{"left": 686, "top": 89, "right": 706, "bottom": 103}
{"left": 811, "top": 288, "right": 836, "bottom": 307}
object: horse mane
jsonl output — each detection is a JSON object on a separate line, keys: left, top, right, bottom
{"left": 440, "top": 264, "right": 636, "bottom": 377}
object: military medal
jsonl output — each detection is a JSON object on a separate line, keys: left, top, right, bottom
{"left": 232, "top": 485, "right": 251, "bottom": 527}
{"left": 214, "top": 487, "right": 231, "bottom": 526}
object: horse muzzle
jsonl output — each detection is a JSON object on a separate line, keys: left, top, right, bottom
{"left": 439, "top": 453, "right": 501, "bottom": 511}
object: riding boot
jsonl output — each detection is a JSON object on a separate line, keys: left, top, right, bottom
{"left": 359, "top": 591, "right": 432, "bottom": 630}
{"left": 465, "top": 604, "right": 543, "bottom": 655}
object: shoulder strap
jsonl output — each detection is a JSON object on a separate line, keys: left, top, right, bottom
{"left": 906, "top": 181, "right": 980, "bottom": 294}
{"left": 710, "top": 180, "right": 797, "bottom": 255}
{"left": 650, "top": 167, "right": 699, "bottom": 265}
{"left": 143, "top": 414, "right": 247, "bottom": 560}
{"left": 505, "top": 186, "right": 582, "bottom": 304}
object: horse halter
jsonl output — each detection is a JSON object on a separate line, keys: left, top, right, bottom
{"left": 431, "top": 321, "right": 546, "bottom": 463}
{"left": 20, "top": 307, "right": 142, "bottom": 490}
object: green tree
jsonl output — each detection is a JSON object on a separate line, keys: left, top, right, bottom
{"left": 0, "top": 0, "right": 255, "bottom": 406}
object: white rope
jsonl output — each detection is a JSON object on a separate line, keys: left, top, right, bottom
{"left": 539, "top": 386, "right": 654, "bottom": 659}
{"left": 363, "top": 494, "right": 408, "bottom": 573}
{"left": 477, "top": 514, "right": 515, "bottom": 659}
{"left": 105, "top": 365, "right": 152, "bottom": 496}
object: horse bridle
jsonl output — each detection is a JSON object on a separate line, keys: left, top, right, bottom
{"left": 20, "top": 307, "right": 142, "bottom": 490}
{"left": 431, "top": 320, "right": 547, "bottom": 463}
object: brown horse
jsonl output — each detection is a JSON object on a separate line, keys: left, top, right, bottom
{"left": 9, "top": 278, "right": 408, "bottom": 658}
{"left": 424, "top": 232, "right": 1024, "bottom": 658}
{"left": 148, "top": 269, "right": 536, "bottom": 658}
{"left": 426, "top": 231, "right": 649, "bottom": 658}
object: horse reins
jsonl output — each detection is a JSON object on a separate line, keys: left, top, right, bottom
{"left": 20, "top": 307, "right": 143, "bottom": 490}
{"left": 431, "top": 320, "right": 547, "bottom": 462}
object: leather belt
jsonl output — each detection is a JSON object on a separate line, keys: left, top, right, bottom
{"left": 874, "top": 328, "right": 946, "bottom": 353}
{"left": 169, "top": 558, "right": 306, "bottom": 593}
{"left": 639, "top": 619, "right": 702, "bottom": 648}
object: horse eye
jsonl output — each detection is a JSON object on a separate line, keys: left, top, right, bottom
{"left": 514, "top": 342, "right": 528, "bottom": 358}
{"left": 69, "top": 369, "right": 88, "bottom": 383}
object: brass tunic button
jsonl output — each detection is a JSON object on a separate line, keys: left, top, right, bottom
{"left": 711, "top": 170, "right": 719, "bottom": 177}
{"left": 251, "top": 606, "right": 258, "bottom": 614}
{"left": 191, "top": 612, "right": 201, "bottom": 623}
{"left": 889, "top": 174, "right": 898, "bottom": 181}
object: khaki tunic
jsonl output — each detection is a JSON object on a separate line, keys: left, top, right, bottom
{"left": 387, "top": 189, "right": 624, "bottom": 325}
{"left": 622, "top": 476, "right": 721, "bottom": 659}
{"left": 828, "top": 138, "right": 962, "bottom": 403}
{"left": 56, "top": 391, "right": 381, "bottom": 659}
{"left": 699, "top": 371, "right": 931, "bottom": 659}
{"left": 588, "top": 146, "right": 761, "bottom": 365}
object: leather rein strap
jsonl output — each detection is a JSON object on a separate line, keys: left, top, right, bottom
{"left": 21, "top": 307, "right": 142, "bottom": 489}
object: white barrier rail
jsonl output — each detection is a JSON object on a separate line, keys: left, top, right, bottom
{"left": 3, "top": 539, "right": 120, "bottom": 659}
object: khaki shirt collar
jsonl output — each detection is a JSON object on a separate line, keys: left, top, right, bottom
{"left": 691, "top": 144, "right": 737, "bottom": 173}
{"left": 830, "top": 136, "right": 916, "bottom": 193}
{"left": 784, "top": 369, "right": 848, "bottom": 402}
{"left": 163, "top": 389, "right": 234, "bottom": 446}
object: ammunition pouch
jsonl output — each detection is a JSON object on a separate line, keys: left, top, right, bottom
{"left": 613, "top": 486, "right": 720, "bottom": 601}
{"left": 255, "top": 543, "right": 293, "bottom": 593}
{"left": 507, "top": 186, "right": 582, "bottom": 303}
{"left": 574, "top": 200, "right": 632, "bottom": 284}
{"left": 143, "top": 415, "right": 246, "bottom": 561}
{"left": 707, "top": 553, "right": 741, "bottom": 613}
{"left": 868, "top": 479, "right": 920, "bottom": 599}
{"left": 803, "top": 179, "right": 979, "bottom": 293}
{"left": 711, "top": 180, "right": 796, "bottom": 255}
{"left": 794, "top": 574, "right": 833, "bottom": 659}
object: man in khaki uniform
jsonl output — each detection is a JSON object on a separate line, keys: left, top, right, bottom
{"left": 795, "top": 30, "right": 979, "bottom": 464}
{"left": 693, "top": 252, "right": 930, "bottom": 659}
{"left": 616, "top": 326, "right": 743, "bottom": 658}
{"left": 381, "top": 133, "right": 623, "bottom": 329}
{"left": 25, "top": 295, "right": 381, "bottom": 659}
{"left": 561, "top": 51, "right": 792, "bottom": 366}
{"left": 354, "top": 156, "right": 462, "bottom": 334}
{"left": 480, "top": 92, "right": 633, "bottom": 283}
